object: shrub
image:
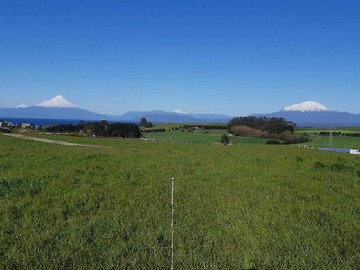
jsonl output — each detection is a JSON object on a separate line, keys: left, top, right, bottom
{"left": 314, "top": 161, "right": 326, "bottom": 169}
{"left": 220, "top": 135, "right": 229, "bottom": 145}
{"left": 266, "top": 140, "right": 281, "bottom": 145}
{"left": 230, "top": 126, "right": 267, "bottom": 137}
{"left": 330, "top": 163, "right": 351, "bottom": 172}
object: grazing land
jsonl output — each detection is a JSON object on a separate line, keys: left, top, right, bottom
{"left": 142, "top": 129, "right": 269, "bottom": 145}
{"left": 1, "top": 132, "right": 360, "bottom": 269}
{"left": 296, "top": 127, "right": 360, "bottom": 148}
{"left": 140, "top": 125, "right": 360, "bottom": 148}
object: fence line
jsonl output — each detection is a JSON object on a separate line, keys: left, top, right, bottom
{"left": 171, "top": 177, "right": 175, "bottom": 270}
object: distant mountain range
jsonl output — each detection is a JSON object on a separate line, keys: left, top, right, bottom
{"left": 0, "top": 95, "right": 115, "bottom": 121}
{"left": 253, "top": 101, "right": 360, "bottom": 127}
{"left": 0, "top": 106, "right": 116, "bottom": 121}
{"left": 1, "top": 96, "right": 359, "bottom": 126}
{"left": 0, "top": 95, "right": 231, "bottom": 124}
{"left": 119, "top": 110, "right": 231, "bottom": 123}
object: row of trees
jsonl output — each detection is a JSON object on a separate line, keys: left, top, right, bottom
{"left": 92, "top": 121, "right": 141, "bottom": 138}
{"left": 183, "top": 125, "right": 227, "bottom": 130}
{"left": 141, "top": 128, "right": 166, "bottom": 133}
{"left": 46, "top": 121, "right": 141, "bottom": 138}
{"left": 227, "top": 116, "right": 296, "bottom": 135}
{"left": 46, "top": 124, "right": 82, "bottom": 133}
{"left": 319, "top": 132, "right": 360, "bottom": 137}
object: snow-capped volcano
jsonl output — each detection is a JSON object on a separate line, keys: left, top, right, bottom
{"left": 282, "top": 101, "right": 331, "bottom": 112}
{"left": 0, "top": 95, "right": 115, "bottom": 120}
{"left": 252, "top": 100, "right": 360, "bottom": 127}
{"left": 36, "top": 95, "right": 76, "bottom": 108}
{"left": 16, "top": 103, "right": 27, "bottom": 108}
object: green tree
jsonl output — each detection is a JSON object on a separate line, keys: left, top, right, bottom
{"left": 92, "top": 120, "right": 109, "bottom": 136}
{"left": 140, "top": 118, "right": 148, "bottom": 127}
{"left": 220, "top": 134, "right": 229, "bottom": 145}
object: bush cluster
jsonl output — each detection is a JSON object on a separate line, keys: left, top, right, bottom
{"left": 141, "top": 128, "right": 166, "bottom": 133}
{"left": 228, "top": 116, "right": 295, "bottom": 134}
{"left": 183, "top": 125, "right": 227, "bottom": 130}
{"left": 319, "top": 132, "right": 360, "bottom": 137}
{"left": 230, "top": 125, "right": 268, "bottom": 137}
{"left": 314, "top": 160, "right": 359, "bottom": 176}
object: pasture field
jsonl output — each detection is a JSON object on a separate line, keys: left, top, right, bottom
{"left": 139, "top": 125, "right": 360, "bottom": 148}
{"left": 26, "top": 124, "right": 360, "bottom": 148}
{"left": 1, "top": 134, "right": 360, "bottom": 269}
{"left": 296, "top": 127, "right": 360, "bottom": 148}
{"left": 142, "top": 130, "right": 269, "bottom": 145}
{"left": 307, "top": 135, "right": 360, "bottom": 149}
{"left": 296, "top": 126, "right": 360, "bottom": 134}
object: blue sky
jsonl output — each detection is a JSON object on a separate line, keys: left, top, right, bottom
{"left": 1, "top": 0, "right": 360, "bottom": 116}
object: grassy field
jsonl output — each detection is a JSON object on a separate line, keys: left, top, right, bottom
{"left": 296, "top": 127, "right": 360, "bottom": 134}
{"left": 307, "top": 135, "right": 360, "bottom": 149}
{"left": 142, "top": 130, "right": 269, "bottom": 145}
{"left": 24, "top": 124, "right": 360, "bottom": 148}
{"left": 295, "top": 127, "right": 360, "bottom": 148}
{"left": 139, "top": 125, "right": 360, "bottom": 148}
{"left": 1, "top": 133, "right": 360, "bottom": 269}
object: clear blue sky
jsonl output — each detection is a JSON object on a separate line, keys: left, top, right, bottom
{"left": 1, "top": 0, "right": 360, "bottom": 116}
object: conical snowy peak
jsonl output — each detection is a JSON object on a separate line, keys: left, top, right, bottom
{"left": 16, "top": 103, "right": 27, "bottom": 108}
{"left": 282, "top": 101, "right": 331, "bottom": 112}
{"left": 36, "top": 95, "right": 76, "bottom": 108}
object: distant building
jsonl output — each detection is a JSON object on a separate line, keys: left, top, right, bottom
{"left": 21, "top": 123, "right": 32, "bottom": 129}
{"left": 0, "top": 120, "right": 14, "bottom": 128}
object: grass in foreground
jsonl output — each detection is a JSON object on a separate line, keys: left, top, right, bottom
{"left": 1, "top": 135, "right": 360, "bottom": 269}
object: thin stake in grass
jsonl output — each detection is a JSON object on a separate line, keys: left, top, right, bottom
{"left": 171, "top": 177, "right": 175, "bottom": 270}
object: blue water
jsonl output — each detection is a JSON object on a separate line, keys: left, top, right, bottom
{"left": 2, "top": 118, "right": 135, "bottom": 126}
{"left": 317, "top": 147, "right": 350, "bottom": 153}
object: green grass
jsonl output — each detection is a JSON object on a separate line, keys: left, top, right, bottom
{"left": 296, "top": 126, "right": 360, "bottom": 134}
{"left": 294, "top": 127, "right": 360, "bottom": 149}
{"left": 296, "top": 126, "right": 360, "bottom": 135}
{"left": 306, "top": 135, "right": 360, "bottom": 149}
{"left": 142, "top": 130, "right": 269, "bottom": 145}
{"left": 143, "top": 130, "right": 221, "bottom": 143}
{"left": 143, "top": 126, "right": 360, "bottom": 147}
{"left": 1, "top": 134, "right": 360, "bottom": 269}
{"left": 33, "top": 124, "right": 360, "bottom": 148}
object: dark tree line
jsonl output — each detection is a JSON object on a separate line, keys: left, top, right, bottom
{"left": 141, "top": 128, "right": 166, "bottom": 133}
{"left": 319, "top": 132, "right": 360, "bottom": 137}
{"left": 46, "top": 121, "right": 141, "bottom": 138}
{"left": 182, "top": 125, "right": 227, "bottom": 130}
{"left": 319, "top": 132, "right": 341, "bottom": 136}
{"left": 266, "top": 136, "right": 310, "bottom": 145}
{"left": 344, "top": 133, "right": 360, "bottom": 137}
{"left": 46, "top": 124, "right": 83, "bottom": 133}
{"left": 227, "top": 116, "right": 295, "bottom": 134}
